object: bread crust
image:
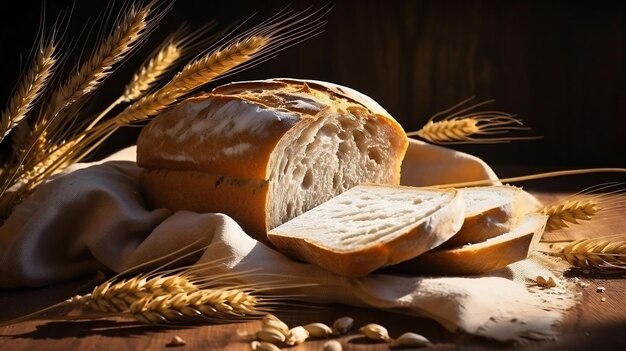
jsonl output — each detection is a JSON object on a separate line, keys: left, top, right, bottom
{"left": 392, "top": 213, "right": 548, "bottom": 275}
{"left": 137, "top": 79, "right": 407, "bottom": 180}
{"left": 141, "top": 169, "right": 270, "bottom": 243}
{"left": 137, "top": 79, "right": 409, "bottom": 242}
{"left": 443, "top": 186, "right": 527, "bottom": 247}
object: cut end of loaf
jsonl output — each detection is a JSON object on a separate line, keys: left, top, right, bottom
{"left": 268, "top": 185, "right": 465, "bottom": 277}
{"left": 443, "top": 185, "right": 527, "bottom": 247}
{"left": 267, "top": 108, "right": 407, "bottom": 229}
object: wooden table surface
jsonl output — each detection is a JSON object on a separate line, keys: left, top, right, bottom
{"left": 1, "top": 172, "right": 625, "bottom": 350}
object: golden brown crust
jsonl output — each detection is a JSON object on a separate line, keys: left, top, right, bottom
{"left": 141, "top": 169, "right": 270, "bottom": 244}
{"left": 267, "top": 188, "right": 465, "bottom": 277}
{"left": 399, "top": 233, "right": 535, "bottom": 275}
{"left": 390, "top": 214, "right": 548, "bottom": 276}
{"left": 137, "top": 79, "right": 407, "bottom": 181}
{"left": 442, "top": 186, "right": 527, "bottom": 248}
{"left": 137, "top": 94, "right": 296, "bottom": 180}
{"left": 137, "top": 79, "right": 409, "bottom": 243}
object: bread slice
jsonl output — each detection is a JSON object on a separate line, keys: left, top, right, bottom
{"left": 136, "top": 79, "right": 409, "bottom": 243}
{"left": 442, "top": 185, "right": 527, "bottom": 248}
{"left": 267, "top": 184, "right": 465, "bottom": 277}
{"left": 391, "top": 213, "right": 548, "bottom": 276}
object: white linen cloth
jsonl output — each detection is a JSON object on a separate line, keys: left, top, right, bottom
{"left": 0, "top": 140, "right": 573, "bottom": 341}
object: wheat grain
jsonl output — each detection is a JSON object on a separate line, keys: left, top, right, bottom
{"left": 359, "top": 323, "right": 390, "bottom": 342}
{"left": 285, "top": 326, "right": 309, "bottom": 345}
{"left": 550, "top": 238, "right": 626, "bottom": 273}
{"left": 303, "top": 322, "right": 333, "bottom": 338}
{"left": 539, "top": 199, "right": 600, "bottom": 232}
{"left": 322, "top": 340, "right": 343, "bottom": 351}
{"left": 256, "top": 328, "right": 287, "bottom": 343}
{"left": 390, "top": 332, "right": 431, "bottom": 347}
{"left": 332, "top": 316, "right": 354, "bottom": 334}
{"left": 0, "top": 42, "right": 56, "bottom": 142}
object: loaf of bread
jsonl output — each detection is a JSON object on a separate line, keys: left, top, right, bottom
{"left": 267, "top": 184, "right": 465, "bottom": 277}
{"left": 136, "top": 79, "right": 409, "bottom": 243}
{"left": 442, "top": 185, "right": 527, "bottom": 247}
{"left": 391, "top": 213, "right": 548, "bottom": 275}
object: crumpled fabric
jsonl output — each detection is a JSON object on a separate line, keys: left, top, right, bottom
{"left": 0, "top": 139, "right": 572, "bottom": 341}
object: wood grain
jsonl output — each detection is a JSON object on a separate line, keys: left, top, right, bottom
{"left": 1, "top": 0, "right": 625, "bottom": 167}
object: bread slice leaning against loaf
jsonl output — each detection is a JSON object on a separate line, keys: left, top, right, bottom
{"left": 391, "top": 213, "right": 548, "bottom": 276}
{"left": 267, "top": 184, "right": 465, "bottom": 277}
{"left": 136, "top": 79, "right": 409, "bottom": 244}
{"left": 442, "top": 185, "right": 527, "bottom": 248}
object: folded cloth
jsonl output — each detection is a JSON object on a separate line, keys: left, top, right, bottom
{"left": 0, "top": 139, "right": 573, "bottom": 341}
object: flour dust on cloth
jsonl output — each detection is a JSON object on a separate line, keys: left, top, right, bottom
{"left": 0, "top": 139, "right": 575, "bottom": 341}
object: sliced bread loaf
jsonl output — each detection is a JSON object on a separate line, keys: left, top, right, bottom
{"left": 136, "top": 79, "right": 409, "bottom": 243}
{"left": 267, "top": 184, "right": 465, "bottom": 277}
{"left": 391, "top": 213, "right": 548, "bottom": 276}
{"left": 442, "top": 185, "right": 527, "bottom": 247}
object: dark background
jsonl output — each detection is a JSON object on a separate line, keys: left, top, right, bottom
{"left": 1, "top": 0, "right": 624, "bottom": 168}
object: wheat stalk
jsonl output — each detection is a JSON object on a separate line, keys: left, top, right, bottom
{"left": 12, "top": 1, "right": 153, "bottom": 168}
{"left": 406, "top": 98, "right": 539, "bottom": 144}
{"left": 0, "top": 2, "right": 156, "bottom": 215}
{"left": 549, "top": 238, "right": 626, "bottom": 273}
{"left": 0, "top": 42, "right": 56, "bottom": 142}
{"left": 539, "top": 199, "right": 600, "bottom": 232}
{"left": 8, "top": 1, "right": 151, "bottom": 176}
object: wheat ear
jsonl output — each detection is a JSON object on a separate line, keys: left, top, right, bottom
{"left": 0, "top": 2, "right": 155, "bottom": 210}
{"left": 407, "top": 98, "right": 539, "bottom": 144}
{"left": 538, "top": 182, "right": 626, "bottom": 234}
{"left": 549, "top": 238, "right": 626, "bottom": 273}
{"left": 123, "top": 43, "right": 181, "bottom": 102}
{"left": 129, "top": 288, "right": 261, "bottom": 324}
{"left": 112, "top": 35, "right": 268, "bottom": 125}
{"left": 67, "top": 274, "right": 199, "bottom": 314}
{"left": 539, "top": 199, "right": 600, "bottom": 232}
{"left": 87, "top": 41, "right": 182, "bottom": 130}
{"left": 45, "top": 4, "right": 151, "bottom": 121}
{"left": 8, "top": 1, "right": 152, "bottom": 181}
{"left": 0, "top": 42, "right": 56, "bottom": 142}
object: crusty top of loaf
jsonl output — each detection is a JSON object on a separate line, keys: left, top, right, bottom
{"left": 137, "top": 79, "right": 404, "bottom": 180}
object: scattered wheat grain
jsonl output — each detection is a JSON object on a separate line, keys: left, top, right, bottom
{"left": 359, "top": 323, "right": 390, "bottom": 342}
